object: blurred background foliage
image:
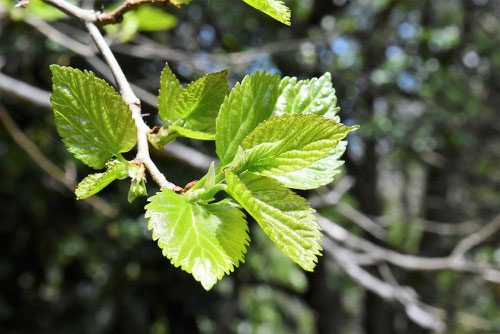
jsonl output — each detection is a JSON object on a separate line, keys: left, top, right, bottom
{"left": 0, "top": 0, "right": 499, "bottom": 333}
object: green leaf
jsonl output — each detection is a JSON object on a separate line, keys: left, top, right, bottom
{"left": 135, "top": 6, "right": 177, "bottom": 32}
{"left": 225, "top": 171, "right": 321, "bottom": 271}
{"left": 28, "top": 0, "right": 67, "bottom": 21}
{"left": 50, "top": 65, "right": 137, "bottom": 169}
{"left": 216, "top": 71, "right": 281, "bottom": 168}
{"left": 242, "top": 0, "right": 291, "bottom": 25}
{"left": 172, "top": 70, "right": 228, "bottom": 136}
{"left": 158, "top": 68, "right": 228, "bottom": 141}
{"left": 128, "top": 177, "right": 147, "bottom": 203}
{"left": 169, "top": 0, "right": 192, "bottom": 5}
{"left": 239, "top": 114, "right": 356, "bottom": 175}
{"left": 75, "top": 161, "right": 129, "bottom": 199}
{"left": 276, "top": 73, "right": 340, "bottom": 120}
{"left": 168, "top": 125, "right": 215, "bottom": 141}
{"left": 158, "top": 63, "right": 183, "bottom": 123}
{"left": 272, "top": 141, "right": 347, "bottom": 189}
{"left": 145, "top": 190, "right": 249, "bottom": 290}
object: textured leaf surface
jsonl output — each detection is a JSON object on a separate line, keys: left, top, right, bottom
{"left": 275, "top": 73, "right": 340, "bottom": 119}
{"left": 50, "top": 65, "right": 137, "bottom": 169}
{"left": 216, "top": 71, "right": 280, "bottom": 168}
{"left": 145, "top": 190, "right": 249, "bottom": 290}
{"left": 158, "top": 63, "right": 183, "bottom": 122}
{"left": 242, "top": 0, "right": 291, "bottom": 25}
{"left": 272, "top": 141, "right": 347, "bottom": 189}
{"left": 225, "top": 171, "right": 321, "bottom": 271}
{"left": 172, "top": 70, "right": 228, "bottom": 137}
{"left": 240, "top": 114, "right": 355, "bottom": 175}
{"left": 75, "top": 161, "right": 129, "bottom": 199}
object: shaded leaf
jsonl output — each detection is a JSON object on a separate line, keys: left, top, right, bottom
{"left": 158, "top": 62, "right": 183, "bottom": 123}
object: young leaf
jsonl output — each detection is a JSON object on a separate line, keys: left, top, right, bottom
{"left": 158, "top": 68, "right": 228, "bottom": 141}
{"left": 225, "top": 171, "right": 321, "bottom": 271}
{"left": 215, "top": 71, "right": 280, "bottom": 168}
{"left": 75, "top": 161, "right": 129, "bottom": 199}
{"left": 239, "top": 114, "right": 356, "bottom": 176}
{"left": 158, "top": 63, "right": 183, "bottom": 123}
{"left": 242, "top": 0, "right": 291, "bottom": 25}
{"left": 145, "top": 190, "right": 249, "bottom": 290}
{"left": 272, "top": 141, "right": 347, "bottom": 189}
{"left": 128, "top": 177, "right": 147, "bottom": 203}
{"left": 173, "top": 70, "right": 228, "bottom": 120}
{"left": 50, "top": 65, "right": 137, "bottom": 169}
{"left": 275, "top": 73, "right": 340, "bottom": 119}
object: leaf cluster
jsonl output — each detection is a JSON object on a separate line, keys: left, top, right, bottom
{"left": 50, "top": 63, "right": 357, "bottom": 290}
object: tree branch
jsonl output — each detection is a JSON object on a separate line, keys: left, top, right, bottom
{"left": 318, "top": 214, "right": 500, "bottom": 283}
{"left": 38, "top": 0, "right": 177, "bottom": 190}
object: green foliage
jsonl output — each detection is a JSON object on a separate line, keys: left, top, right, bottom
{"left": 145, "top": 190, "right": 249, "bottom": 290}
{"left": 50, "top": 65, "right": 137, "bottom": 169}
{"left": 238, "top": 113, "right": 356, "bottom": 176}
{"left": 156, "top": 63, "right": 229, "bottom": 142}
{"left": 242, "top": 0, "right": 291, "bottom": 25}
{"left": 104, "top": 5, "right": 177, "bottom": 42}
{"left": 276, "top": 73, "right": 340, "bottom": 119}
{"left": 273, "top": 141, "right": 347, "bottom": 189}
{"left": 50, "top": 64, "right": 354, "bottom": 289}
{"left": 75, "top": 160, "right": 130, "bottom": 199}
{"left": 225, "top": 171, "right": 321, "bottom": 271}
{"left": 215, "top": 71, "right": 281, "bottom": 168}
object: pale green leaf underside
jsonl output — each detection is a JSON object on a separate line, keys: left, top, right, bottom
{"left": 272, "top": 141, "right": 347, "bottom": 189}
{"left": 145, "top": 190, "right": 249, "bottom": 290}
{"left": 75, "top": 161, "right": 129, "bottom": 199}
{"left": 169, "top": 125, "right": 215, "bottom": 140}
{"left": 276, "top": 73, "right": 340, "bottom": 119}
{"left": 225, "top": 171, "right": 321, "bottom": 271}
{"left": 240, "top": 114, "right": 355, "bottom": 176}
{"left": 158, "top": 63, "right": 183, "bottom": 123}
{"left": 216, "top": 71, "right": 281, "bottom": 168}
{"left": 242, "top": 0, "right": 291, "bottom": 25}
{"left": 50, "top": 65, "right": 137, "bottom": 169}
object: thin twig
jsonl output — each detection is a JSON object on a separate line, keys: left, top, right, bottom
{"left": 324, "top": 239, "right": 446, "bottom": 332}
{"left": 85, "top": 21, "right": 176, "bottom": 190}
{"left": 451, "top": 213, "right": 500, "bottom": 256}
{"left": 318, "top": 214, "right": 500, "bottom": 283}
{"left": 38, "top": 0, "right": 177, "bottom": 189}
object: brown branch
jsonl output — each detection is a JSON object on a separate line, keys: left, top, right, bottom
{"left": 0, "top": 104, "right": 117, "bottom": 217}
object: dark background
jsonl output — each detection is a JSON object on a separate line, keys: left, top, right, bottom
{"left": 0, "top": 0, "right": 499, "bottom": 333}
